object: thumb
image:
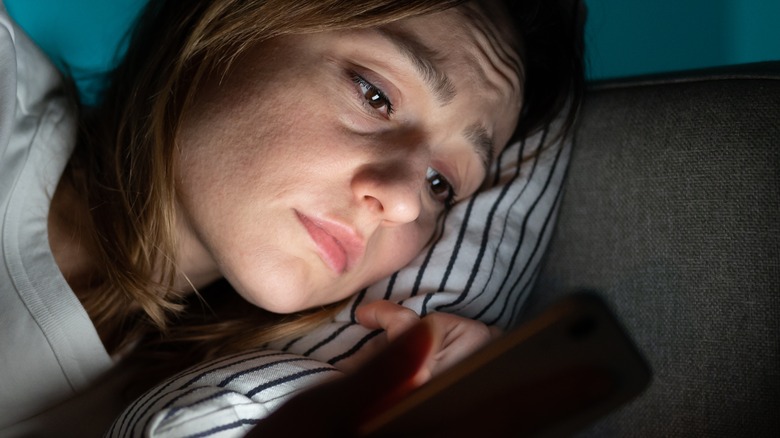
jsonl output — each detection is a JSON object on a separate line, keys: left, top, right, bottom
{"left": 356, "top": 301, "right": 420, "bottom": 342}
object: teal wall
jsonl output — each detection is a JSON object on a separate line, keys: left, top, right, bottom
{"left": 4, "top": 0, "right": 144, "bottom": 104}
{"left": 6, "top": 0, "right": 780, "bottom": 98}
{"left": 585, "top": 0, "right": 780, "bottom": 79}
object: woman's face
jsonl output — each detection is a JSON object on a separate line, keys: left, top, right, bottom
{"left": 176, "top": 5, "right": 523, "bottom": 313}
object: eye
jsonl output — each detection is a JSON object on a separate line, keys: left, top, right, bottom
{"left": 426, "top": 167, "right": 457, "bottom": 208}
{"left": 351, "top": 74, "right": 394, "bottom": 116}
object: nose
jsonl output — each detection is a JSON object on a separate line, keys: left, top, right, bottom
{"left": 351, "top": 160, "right": 424, "bottom": 225}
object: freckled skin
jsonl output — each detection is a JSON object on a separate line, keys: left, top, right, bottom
{"left": 174, "top": 6, "right": 523, "bottom": 313}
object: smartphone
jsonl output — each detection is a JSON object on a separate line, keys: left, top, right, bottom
{"left": 360, "top": 292, "right": 652, "bottom": 438}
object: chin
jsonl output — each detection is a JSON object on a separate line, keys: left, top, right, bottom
{"left": 236, "top": 285, "right": 310, "bottom": 315}
{"left": 229, "top": 272, "right": 319, "bottom": 315}
{"left": 225, "top": 255, "right": 358, "bottom": 314}
{"left": 258, "top": 297, "right": 314, "bottom": 315}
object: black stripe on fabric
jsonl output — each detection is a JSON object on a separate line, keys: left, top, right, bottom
{"left": 484, "top": 134, "right": 565, "bottom": 326}
{"left": 217, "top": 357, "right": 316, "bottom": 387}
{"left": 116, "top": 348, "right": 248, "bottom": 436}
{"left": 120, "top": 351, "right": 254, "bottom": 437}
{"left": 409, "top": 227, "right": 443, "bottom": 298}
{"left": 302, "top": 322, "right": 357, "bottom": 357}
{"left": 182, "top": 418, "right": 261, "bottom": 438}
{"left": 160, "top": 388, "right": 236, "bottom": 424}
{"left": 496, "top": 140, "right": 567, "bottom": 326}
{"left": 409, "top": 223, "right": 445, "bottom": 298}
{"left": 435, "top": 138, "right": 528, "bottom": 313}
{"left": 435, "top": 195, "right": 476, "bottom": 293}
{"left": 485, "top": 140, "right": 562, "bottom": 325}
{"left": 427, "top": 202, "right": 480, "bottom": 312}
{"left": 472, "top": 130, "right": 554, "bottom": 322}
{"left": 349, "top": 287, "right": 369, "bottom": 323}
{"left": 127, "top": 351, "right": 290, "bottom": 436}
{"left": 383, "top": 273, "right": 398, "bottom": 300}
{"left": 507, "top": 160, "right": 568, "bottom": 327}
{"left": 281, "top": 336, "right": 302, "bottom": 352}
{"left": 246, "top": 366, "right": 336, "bottom": 397}
{"left": 327, "top": 329, "right": 383, "bottom": 365}
{"left": 419, "top": 291, "right": 441, "bottom": 318}
{"left": 420, "top": 197, "right": 477, "bottom": 316}
{"left": 470, "top": 131, "right": 548, "bottom": 321}
{"left": 509, "top": 250, "right": 545, "bottom": 328}
{"left": 435, "top": 186, "right": 511, "bottom": 311}
{"left": 159, "top": 366, "right": 338, "bottom": 429}
{"left": 500, "top": 196, "right": 560, "bottom": 328}
{"left": 455, "top": 138, "right": 531, "bottom": 314}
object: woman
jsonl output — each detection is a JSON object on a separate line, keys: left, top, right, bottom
{"left": 0, "top": 0, "right": 583, "bottom": 433}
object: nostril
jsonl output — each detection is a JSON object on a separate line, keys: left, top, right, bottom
{"left": 351, "top": 164, "right": 424, "bottom": 225}
{"left": 362, "top": 194, "right": 384, "bottom": 213}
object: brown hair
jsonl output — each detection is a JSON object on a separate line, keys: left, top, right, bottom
{"left": 70, "top": 0, "right": 585, "bottom": 366}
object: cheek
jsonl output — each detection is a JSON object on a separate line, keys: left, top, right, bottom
{"left": 366, "top": 220, "right": 437, "bottom": 280}
{"left": 175, "top": 85, "right": 325, "bottom": 204}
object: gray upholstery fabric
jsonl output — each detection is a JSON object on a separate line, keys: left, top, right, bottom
{"left": 528, "top": 63, "right": 780, "bottom": 437}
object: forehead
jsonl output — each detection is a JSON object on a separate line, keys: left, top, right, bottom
{"left": 379, "top": 3, "right": 524, "bottom": 152}
{"left": 387, "top": 3, "right": 523, "bottom": 97}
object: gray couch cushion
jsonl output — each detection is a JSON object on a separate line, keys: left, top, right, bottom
{"left": 529, "top": 63, "right": 780, "bottom": 437}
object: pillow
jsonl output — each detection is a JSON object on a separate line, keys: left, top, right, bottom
{"left": 110, "top": 123, "right": 571, "bottom": 437}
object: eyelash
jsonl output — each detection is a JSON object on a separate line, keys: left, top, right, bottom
{"left": 350, "top": 72, "right": 456, "bottom": 208}
{"left": 427, "top": 167, "right": 457, "bottom": 209}
{"left": 351, "top": 73, "right": 394, "bottom": 116}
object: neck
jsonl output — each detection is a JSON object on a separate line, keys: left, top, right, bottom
{"left": 172, "top": 207, "right": 223, "bottom": 292}
{"left": 49, "top": 172, "right": 222, "bottom": 298}
{"left": 48, "top": 173, "right": 102, "bottom": 294}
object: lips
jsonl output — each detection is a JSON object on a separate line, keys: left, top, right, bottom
{"left": 296, "top": 211, "right": 365, "bottom": 274}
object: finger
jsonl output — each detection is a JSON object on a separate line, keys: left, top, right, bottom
{"left": 489, "top": 325, "right": 503, "bottom": 339}
{"left": 426, "top": 312, "right": 492, "bottom": 349}
{"left": 247, "top": 319, "right": 442, "bottom": 437}
{"left": 422, "top": 313, "right": 494, "bottom": 375}
{"left": 351, "top": 317, "right": 444, "bottom": 431}
{"left": 356, "top": 301, "right": 420, "bottom": 341}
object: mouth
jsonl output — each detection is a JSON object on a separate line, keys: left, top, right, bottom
{"left": 296, "top": 211, "right": 365, "bottom": 274}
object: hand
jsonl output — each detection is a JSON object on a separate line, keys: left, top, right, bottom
{"left": 247, "top": 304, "right": 499, "bottom": 437}
{"left": 248, "top": 303, "right": 615, "bottom": 437}
{"left": 356, "top": 301, "right": 501, "bottom": 383}
{"left": 246, "top": 317, "right": 442, "bottom": 437}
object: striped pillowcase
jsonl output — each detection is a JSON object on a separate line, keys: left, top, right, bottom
{"left": 107, "top": 351, "right": 343, "bottom": 437}
{"left": 110, "top": 123, "right": 570, "bottom": 437}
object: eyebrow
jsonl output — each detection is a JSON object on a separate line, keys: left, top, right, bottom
{"left": 375, "top": 27, "right": 457, "bottom": 106}
{"left": 374, "top": 27, "right": 493, "bottom": 176}
{"left": 464, "top": 124, "right": 494, "bottom": 176}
